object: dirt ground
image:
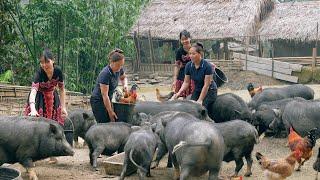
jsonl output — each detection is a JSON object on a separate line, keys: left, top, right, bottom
{"left": 7, "top": 71, "right": 320, "bottom": 180}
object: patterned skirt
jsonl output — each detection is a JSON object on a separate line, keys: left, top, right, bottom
{"left": 24, "top": 89, "right": 64, "bottom": 125}
{"left": 174, "top": 79, "right": 195, "bottom": 98}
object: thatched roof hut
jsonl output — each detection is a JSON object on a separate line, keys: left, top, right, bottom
{"left": 259, "top": 1, "right": 320, "bottom": 42}
{"left": 129, "top": 0, "right": 275, "bottom": 40}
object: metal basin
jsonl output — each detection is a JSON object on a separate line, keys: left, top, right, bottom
{"left": 0, "top": 166, "right": 22, "bottom": 180}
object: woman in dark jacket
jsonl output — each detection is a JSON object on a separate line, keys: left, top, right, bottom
{"left": 90, "top": 49, "right": 128, "bottom": 123}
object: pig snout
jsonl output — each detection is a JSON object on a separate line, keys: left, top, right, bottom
{"left": 62, "top": 139, "right": 75, "bottom": 156}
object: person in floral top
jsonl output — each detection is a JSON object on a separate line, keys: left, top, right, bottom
{"left": 24, "top": 48, "right": 67, "bottom": 164}
{"left": 172, "top": 30, "right": 195, "bottom": 98}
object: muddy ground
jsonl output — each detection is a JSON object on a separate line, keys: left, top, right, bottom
{"left": 7, "top": 73, "right": 320, "bottom": 180}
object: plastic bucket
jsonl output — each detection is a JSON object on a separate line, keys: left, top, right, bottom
{"left": 63, "top": 117, "right": 74, "bottom": 146}
{"left": 0, "top": 167, "right": 22, "bottom": 180}
{"left": 113, "top": 102, "right": 136, "bottom": 124}
{"left": 214, "top": 67, "right": 228, "bottom": 87}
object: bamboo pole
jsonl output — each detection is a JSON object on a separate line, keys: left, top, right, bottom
{"left": 148, "top": 30, "right": 155, "bottom": 73}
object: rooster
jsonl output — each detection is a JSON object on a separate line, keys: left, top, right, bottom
{"left": 288, "top": 127, "right": 317, "bottom": 171}
{"left": 115, "top": 84, "right": 139, "bottom": 104}
{"left": 256, "top": 150, "right": 302, "bottom": 180}
{"left": 313, "top": 147, "right": 320, "bottom": 180}
{"left": 155, "top": 88, "right": 174, "bottom": 102}
{"left": 247, "top": 83, "right": 263, "bottom": 98}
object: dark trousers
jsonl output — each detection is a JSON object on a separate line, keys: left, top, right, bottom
{"left": 191, "top": 89, "right": 217, "bottom": 117}
{"left": 90, "top": 97, "right": 111, "bottom": 123}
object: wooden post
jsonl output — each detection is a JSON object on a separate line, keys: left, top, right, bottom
{"left": 148, "top": 30, "right": 155, "bottom": 73}
{"left": 245, "top": 36, "right": 249, "bottom": 70}
{"left": 312, "top": 23, "right": 318, "bottom": 80}
{"left": 271, "top": 44, "right": 274, "bottom": 78}
{"left": 223, "top": 40, "right": 229, "bottom": 60}
{"left": 133, "top": 31, "right": 140, "bottom": 73}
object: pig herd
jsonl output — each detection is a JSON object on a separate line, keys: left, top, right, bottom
{"left": 0, "top": 84, "right": 319, "bottom": 180}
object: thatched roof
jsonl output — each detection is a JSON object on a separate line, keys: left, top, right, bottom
{"left": 259, "top": 1, "right": 320, "bottom": 42}
{"left": 129, "top": 0, "right": 275, "bottom": 40}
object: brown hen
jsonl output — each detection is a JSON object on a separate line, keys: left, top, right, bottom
{"left": 256, "top": 151, "right": 302, "bottom": 180}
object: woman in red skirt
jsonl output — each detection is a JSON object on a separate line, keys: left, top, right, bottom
{"left": 24, "top": 48, "right": 67, "bottom": 163}
{"left": 172, "top": 30, "right": 194, "bottom": 98}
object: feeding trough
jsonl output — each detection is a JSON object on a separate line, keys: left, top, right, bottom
{"left": 102, "top": 152, "right": 136, "bottom": 176}
{"left": 214, "top": 67, "right": 228, "bottom": 87}
{"left": 0, "top": 166, "right": 22, "bottom": 180}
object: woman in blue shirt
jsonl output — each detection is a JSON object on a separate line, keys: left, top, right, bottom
{"left": 90, "top": 49, "right": 128, "bottom": 123}
{"left": 173, "top": 42, "right": 217, "bottom": 112}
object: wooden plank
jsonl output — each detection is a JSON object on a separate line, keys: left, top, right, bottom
{"left": 244, "top": 66, "right": 298, "bottom": 83}
{"left": 237, "top": 53, "right": 302, "bottom": 72}
{"left": 273, "top": 72, "right": 298, "bottom": 83}
{"left": 241, "top": 60, "right": 293, "bottom": 75}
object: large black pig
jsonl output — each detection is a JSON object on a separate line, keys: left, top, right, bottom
{"left": 154, "top": 111, "right": 225, "bottom": 179}
{"left": 85, "top": 122, "right": 137, "bottom": 169}
{"left": 208, "top": 93, "right": 252, "bottom": 123}
{"left": 0, "top": 116, "right": 74, "bottom": 180}
{"left": 252, "top": 97, "right": 306, "bottom": 136}
{"left": 214, "top": 120, "right": 259, "bottom": 177}
{"left": 133, "top": 100, "right": 210, "bottom": 122}
{"left": 248, "top": 84, "right": 314, "bottom": 110}
{"left": 65, "top": 109, "right": 97, "bottom": 148}
{"left": 269, "top": 100, "right": 320, "bottom": 138}
{"left": 120, "top": 125, "right": 158, "bottom": 179}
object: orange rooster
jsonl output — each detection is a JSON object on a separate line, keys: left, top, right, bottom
{"left": 247, "top": 83, "right": 263, "bottom": 98}
{"left": 287, "top": 127, "right": 317, "bottom": 171}
{"left": 119, "top": 84, "right": 139, "bottom": 104}
{"left": 256, "top": 151, "right": 302, "bottom": 180}
{"left": 155, "top": 88, "right": 174, "bottom": 102}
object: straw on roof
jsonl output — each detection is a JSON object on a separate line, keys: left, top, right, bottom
{"left": 259, "top": 1, "right": 320, "bottom": 42}
{"left": 130, "top": 0, "right": 275, "bottom": 40}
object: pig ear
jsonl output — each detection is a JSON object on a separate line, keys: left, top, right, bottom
{"left": 131, "top": 126, "right": 141, "bottom": 131}
{"left": 201, "top": 109, "right": 207, "bottom": 117}
{"left": 82, "top": 112, "right": 89, "bottom": 120}
{"left": 272, "top": 109, "right": 281, "bottom": 117}
{"left": 161, "top": 118, "right": 170, "bottom": 127}
{"left": 234, "top": 110, "right": 241, "bottom": 115}
{"left": 49, "top": 124, "right": 58, "bottom": 134}
{"left": 151, "top": 123, "right": 157, "bottom": 132}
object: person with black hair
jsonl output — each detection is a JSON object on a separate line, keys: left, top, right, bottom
{"left": 90, "top": 48, "right": 128, "bottom": 123}
{"left": 172, "top": 30, "right": 194, "bottom": 98}
{"left": 173, "top": 42, "right": 217, "bottom": 113}
{"left": 24, "top": 48, "right": 67, "bottom": 124}
{"left": 24, "top": 48, "right": 67, "bottom": 164}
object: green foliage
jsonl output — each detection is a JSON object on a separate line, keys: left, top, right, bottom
{"left": 1, "top": 0, "right": 149, "bottom": 93}
{"left": 0, "top": 70, "right": 13, "bottom": 83}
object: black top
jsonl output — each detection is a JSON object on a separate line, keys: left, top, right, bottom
{"left": 34, "top": 66, "right": 64, "bottom": 83}
{"left": 185, "top": 59, "right": 217, "bottom": 92}
{"left": 91, "top": 65, "right": 124, "bottom": 101}
{"left": 175, "top": 47, "right": 192, "bottom": 81}
{"left": 32, "top": 66, "right": 64, "bottom": 91}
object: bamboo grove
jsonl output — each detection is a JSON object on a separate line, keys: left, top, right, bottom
{"left": 0, "top": 0, "right": 148, "bottom": 93}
